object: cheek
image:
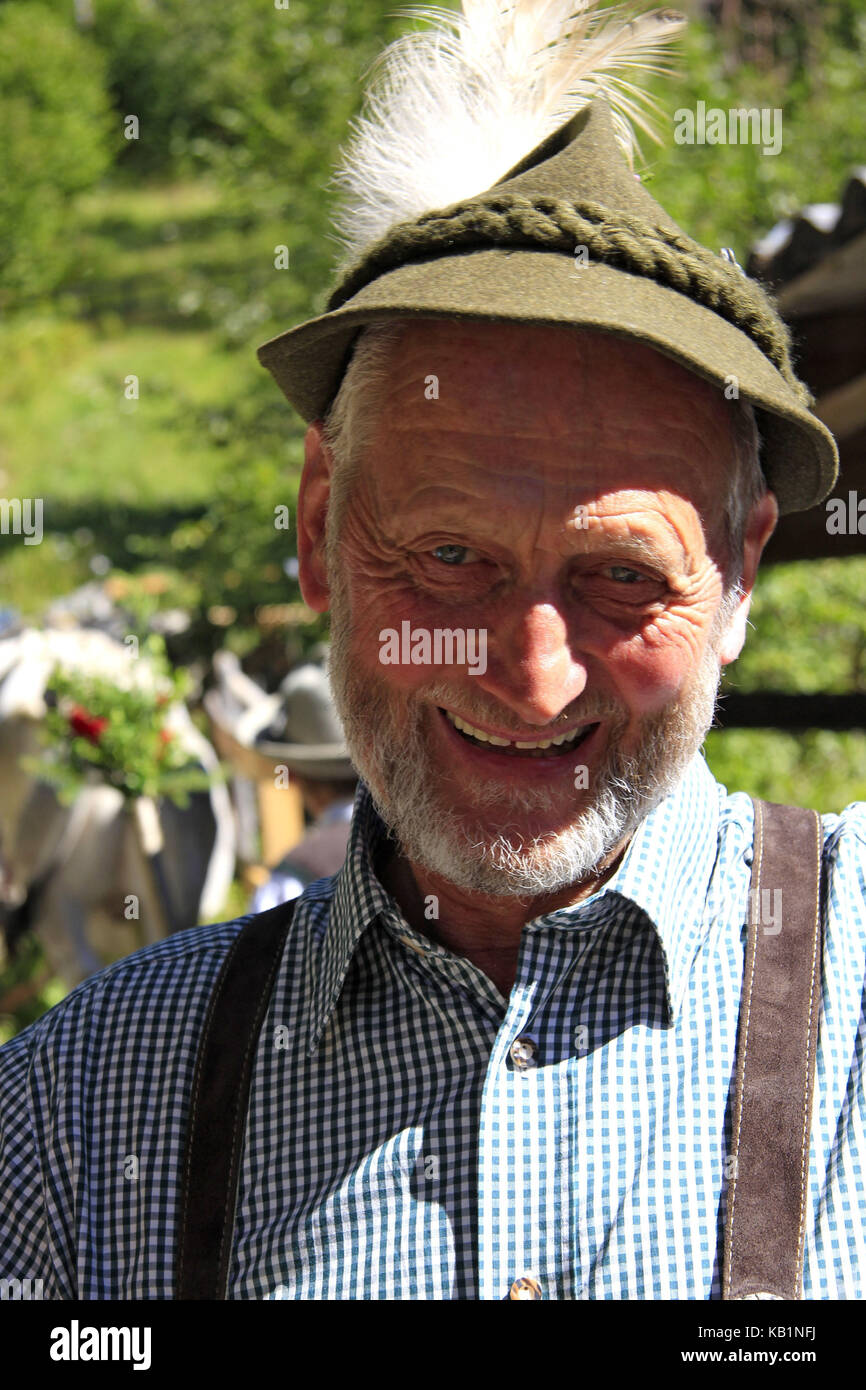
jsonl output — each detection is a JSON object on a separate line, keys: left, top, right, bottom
{"left": 605, "top": 618, "right": 713, "bottom": 713}
{"left": 344, "top": 573, "right": 450, "bottom": 694}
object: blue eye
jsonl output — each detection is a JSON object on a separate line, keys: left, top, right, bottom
{"left": 432, "top": 544, "right": 469, "bottom": 565}
{"left": 608, "top": 565, "right": 644, "bottom": 584}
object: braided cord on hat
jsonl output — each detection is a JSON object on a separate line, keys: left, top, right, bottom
{"left": 328, "top": 192, "right": 813, "bottom": 408}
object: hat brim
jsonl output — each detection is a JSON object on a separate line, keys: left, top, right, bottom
{"left": 254, "top": 739, "right": 356, "bottom": 782}
{"left": 257, "top": 246, "right": 839, "bottom": 514}
{"left": 204, "top": 688, "right": 355, "bottom": 782}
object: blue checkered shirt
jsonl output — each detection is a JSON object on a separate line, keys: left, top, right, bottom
{"left": 1, "top": 751, "right": 865, "bottom": 1299}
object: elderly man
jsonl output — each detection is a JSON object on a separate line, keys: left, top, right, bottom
{"left": 1, "top": 4, "right": 864, "bottom": 1302}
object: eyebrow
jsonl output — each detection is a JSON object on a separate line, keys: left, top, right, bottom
{"left": 394, "top": 496, "right": 690, "bottom": 570}
{"left": 574, "top": 528, "right": 688, "bottom": 571}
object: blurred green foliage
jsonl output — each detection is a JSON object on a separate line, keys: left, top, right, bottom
{"left": 723, "top": 558, "right": 866, "bottom": 695}
{"left": 86, "top": 0, "right": 408, "bottom": 300}
{"left": 644, "top": 1, "right": 866, "bottom": 261}
{"left": 0, "top": 1, "right": 117, "bottom": 301}
{"left": 708, "top": 556, "right": 866, "bottom": 812}
{"left": 705, "top": 727, "right": 866, "bottom": 812}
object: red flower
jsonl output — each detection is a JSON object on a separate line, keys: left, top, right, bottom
{"left": 69, "top": 705, "right": 109, "bottom": 744}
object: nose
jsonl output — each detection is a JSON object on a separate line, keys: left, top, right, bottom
{"left": 474, "top": 599, "right": 588, "bottom": 728}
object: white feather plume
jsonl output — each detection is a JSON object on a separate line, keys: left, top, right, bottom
{"left": 332, "top": 1, "right": 687, "bottom": 268}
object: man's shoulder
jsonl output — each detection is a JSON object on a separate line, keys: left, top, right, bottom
{"left": 819, "top": 798, "right": 866, "bottom": 928}
{"left": 820, "top": 796, "right": 866, "bottom": 851}
{"left": 714, "top": 776, "right": 866, "bottom": 859}
{"left": 706, "top": 777, "right": 866, "bottom": 936}
{"left": 0, "top": 920, "right": 226, "bottom": 1078}
{"left": 0, "top": 895, "right": 313, "bottom": 1078}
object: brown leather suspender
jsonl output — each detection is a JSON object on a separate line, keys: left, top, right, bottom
{"left": 174, "top": 798, "right": 824, "bottom": 1299}
{"left": 722, "top": 799, "right": 824, "bottom": 1300}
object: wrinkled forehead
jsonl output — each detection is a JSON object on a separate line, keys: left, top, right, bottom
{"left": 379, "top": 317, "right": 729, "bottom": 401}
{"left": 359, "top": 318, "right": 740, "bottom": 519}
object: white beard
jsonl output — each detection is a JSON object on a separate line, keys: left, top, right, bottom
{"left": 326, "top": 558, "right": 729, "bottom": 899}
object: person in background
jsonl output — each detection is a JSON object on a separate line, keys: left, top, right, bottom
{"left": 250, "top": 660, "right": 357, "bottom": 912}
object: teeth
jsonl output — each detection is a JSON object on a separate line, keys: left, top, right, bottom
{"left": 446, "top": 710, "right": 587, "bottom": 750}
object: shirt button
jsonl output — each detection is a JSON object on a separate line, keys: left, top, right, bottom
{"left": 509, "top": 1274, "right": 543, "bottom": 1300}
{"left": 509, "top": 1036, "right": 538, "bottom": 1070}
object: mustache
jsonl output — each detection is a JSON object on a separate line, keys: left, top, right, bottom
{"left": 405, "top": 684, "right": 629, "bottom": 735}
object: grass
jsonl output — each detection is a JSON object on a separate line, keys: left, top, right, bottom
{"left": 0, "top": 175, "right": 308, "bottom": 615}
{"left": 0, "top": 316, "right": 252, "bottom": 506}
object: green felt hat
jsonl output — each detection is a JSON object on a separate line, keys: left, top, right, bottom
{"left": 257, "top": 97, "right": 838, "bottom": 514}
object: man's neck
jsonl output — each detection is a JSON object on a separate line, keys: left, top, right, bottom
{"left": 377, "top": 838, "right": 630, "bottom": 999}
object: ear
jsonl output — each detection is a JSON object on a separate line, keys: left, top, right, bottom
{"left": 717, "top": 489, "right": 779, "bottom": 666}
{"left": 297, "top": 420, "right": 333, "bottom": 613}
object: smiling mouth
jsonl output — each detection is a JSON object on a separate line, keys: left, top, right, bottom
{"left": 440, "top": 708, "right": 599, "bottom": 759}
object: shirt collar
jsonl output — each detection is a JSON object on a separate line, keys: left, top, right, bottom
{"left": 305, "top": 750, "right": 724, "bottom": 1051}
{"left": 564, "top": 749, "right": 725, "bottom": 1024}
{"left": 305, "top": 781, "right": 399, "bottom": 1054}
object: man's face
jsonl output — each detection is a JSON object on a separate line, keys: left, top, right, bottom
{"left": 303, "top": 320, "right": 765, "bottom": 898}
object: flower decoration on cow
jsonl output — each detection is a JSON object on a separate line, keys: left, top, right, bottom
{"left": 29, "top": 634, "right": 210, "bottom": 805}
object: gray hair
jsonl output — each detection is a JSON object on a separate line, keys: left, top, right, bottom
{"left": 322, "top": 321, "right": 405, "bottom": 564}
{"left": 322, "top": 320, "right": 766, "bottom": 593}
{"left": 724, "top": 391, "right": 766, "bottom": 586}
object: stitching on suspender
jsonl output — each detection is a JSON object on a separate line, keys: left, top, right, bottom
{"left": 794, "top": 809, "right": 822, "bottom": 1297}
{"left": 723, "top": 802, "right": 824, "bottom": 1301}
{"left": 723, "top": 798, "right": 764, "bottom": 1299}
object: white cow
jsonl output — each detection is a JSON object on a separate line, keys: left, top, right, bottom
{"left": 0, "top": 627, "right": 236, "bottom": 987}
